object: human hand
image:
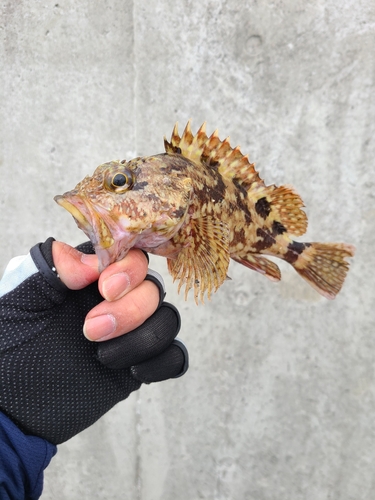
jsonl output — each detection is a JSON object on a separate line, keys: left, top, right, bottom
{"left": 0, "top": 238, "right": 188, "bottom": 445}
{"left": 51, "top": 239, "right": 164, "bottom": 341}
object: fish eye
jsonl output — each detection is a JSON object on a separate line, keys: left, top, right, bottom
{"left": 112, "top": 173, "right": 127, "bottom": 187}
{"left": 105, "top": 168, "right": 135, "bottom": 193}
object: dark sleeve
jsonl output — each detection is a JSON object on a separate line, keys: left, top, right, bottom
{"left": 0, "top": 412, "right": 56, "bottom": 500}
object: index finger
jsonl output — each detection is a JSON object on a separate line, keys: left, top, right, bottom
{"left": 52, "top": 242, "right": 149, "bottom": 296}
{"left": 97, "top": 249, "right": 149, "bottom": 302}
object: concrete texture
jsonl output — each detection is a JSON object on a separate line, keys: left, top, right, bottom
{"left": 1, "top": 1, "right": 374, "bottom": 499}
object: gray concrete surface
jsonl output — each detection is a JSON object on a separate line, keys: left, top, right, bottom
{"left": 1, "top": 1, "right": 374, "bottom": 499}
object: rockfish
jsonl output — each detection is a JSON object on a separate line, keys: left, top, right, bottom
{"left": 55, "top": 122, "right": 355, "bottom": 303}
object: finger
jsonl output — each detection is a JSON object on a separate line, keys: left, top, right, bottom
{"left": 131, "top": 339, "right": 189, "bottom": 383}
{"left": 52, "top": 242, "right": 149, "bottom": 296}
{"left": 95, "top": 302, "right": 181, "bottom": 366}
{"left": 52, "top": 241, "right": 100, "bottom": 289}
{"left": 83, "top": 279, "right": 160, "bottom": 341}
{"left": 97, "top": 249, "right": 149, "bottom": 302}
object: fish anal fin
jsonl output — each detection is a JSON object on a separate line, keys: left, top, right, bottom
{"left": 289, "top": 242, "right": 355, "bottom": 299}
{"left": 167, "top": 216, "right": 230, "bottom": 304}
{"left": 233, "top": 254, "right": 281, "bottom": 282}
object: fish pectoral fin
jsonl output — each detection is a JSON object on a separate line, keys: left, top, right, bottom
{"left": 167, "top": 216, "right": 230, "bottom": 304}
{"left": 232, "top": 254, "right": 281, "bottom": 282}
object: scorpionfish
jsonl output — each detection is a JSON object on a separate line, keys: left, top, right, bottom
{"left": 55, "top": 122, "right": 355, "bottom": 303}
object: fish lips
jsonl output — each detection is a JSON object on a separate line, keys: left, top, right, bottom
{"left": 54, "top": 193, "right": 138, "bottom": 271}
{"left": 54, "top": 194, "right": 93, "bottom": 236}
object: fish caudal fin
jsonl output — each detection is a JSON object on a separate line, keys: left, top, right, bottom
{"left": 289, "top": 242, "right": 355, "bottom": 299}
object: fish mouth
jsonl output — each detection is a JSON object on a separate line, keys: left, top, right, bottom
{"left": 54, "top": 195, "right": 93, "bottom": 235}
{"left": 54, "top": 193, "right": 137, "bottom": 271}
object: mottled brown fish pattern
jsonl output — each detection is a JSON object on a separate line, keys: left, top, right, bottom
{"left": 55, "top": 122, "right": 355, "bottom": 303}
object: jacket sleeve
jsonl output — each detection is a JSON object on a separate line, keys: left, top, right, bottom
{"left": 0, "top": 412, "right": 56, "bottom": 500}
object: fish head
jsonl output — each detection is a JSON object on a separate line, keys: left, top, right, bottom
{"left": 55, "top": 155, "right": 193, "bottom": 270}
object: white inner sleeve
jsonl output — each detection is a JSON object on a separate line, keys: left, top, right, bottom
{"left": 0, "top": 253, "right": 38, "bottom": 298}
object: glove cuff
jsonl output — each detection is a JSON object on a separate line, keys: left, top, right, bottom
{"left": 170, "top": 339, "right": 189, "bottom": 378}
{"left": 144, "top": 269, "right": 166, "bottom": 308}
{"left": 30, "top": 238, "right": 68, "bottom": 293}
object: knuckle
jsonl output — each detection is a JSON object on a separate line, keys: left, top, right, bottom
{"left": 107, "top": 249, "right": 148, "bottom": 285}
{"left": 128, "top": 299, "right": 146, "bottom": 326}
{"left": 120, "top": 292, "right": 152, "bottom": 330}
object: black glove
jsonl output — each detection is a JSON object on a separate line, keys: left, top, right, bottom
{"left": 0, "top": 239, "right": 188, "bottom": 445}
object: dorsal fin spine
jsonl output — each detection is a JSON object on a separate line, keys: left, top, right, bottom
{"left": 172, "top": 122, "right": 179, "bottom": 138}
{"left": 165, "top": 122, "right": 264, "bottom": 190}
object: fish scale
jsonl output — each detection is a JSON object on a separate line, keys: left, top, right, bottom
{"left": 55, "top": 121, "right": 355, "bottom": 303}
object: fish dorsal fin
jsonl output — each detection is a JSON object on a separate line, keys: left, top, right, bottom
{"left": 249, "top": 184, "right": 308, "bottom": 237}
{"left": 164, "top": 122, "right": 308, "bottom": 237}
{"left": 164, "top": 121, "right": 265, "bottom": 191}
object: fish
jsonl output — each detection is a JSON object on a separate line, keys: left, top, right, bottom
{"left": 55, "top": 121, "right": 355, "bottom": 303}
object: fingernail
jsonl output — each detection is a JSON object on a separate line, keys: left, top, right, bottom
{"left": 83, "top": 314, "right": 116, "bottom": 341}
{"left": 102, "top": 272, "right": 131, "bottom": 301}
{"left": 81, "top": 253, "right": 98, "bottom": 269}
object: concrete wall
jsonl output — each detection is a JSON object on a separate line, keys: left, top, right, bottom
{"left": 1, "top": 1, "right": 374, "bottom": 499}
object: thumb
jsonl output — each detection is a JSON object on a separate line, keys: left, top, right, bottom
{"left": 52, "top": 241, "right": 100, "bottom": 290}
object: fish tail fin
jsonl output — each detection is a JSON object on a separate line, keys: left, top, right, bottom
{"left": 289, "top": 242, "right": 355, "bottom": 299}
